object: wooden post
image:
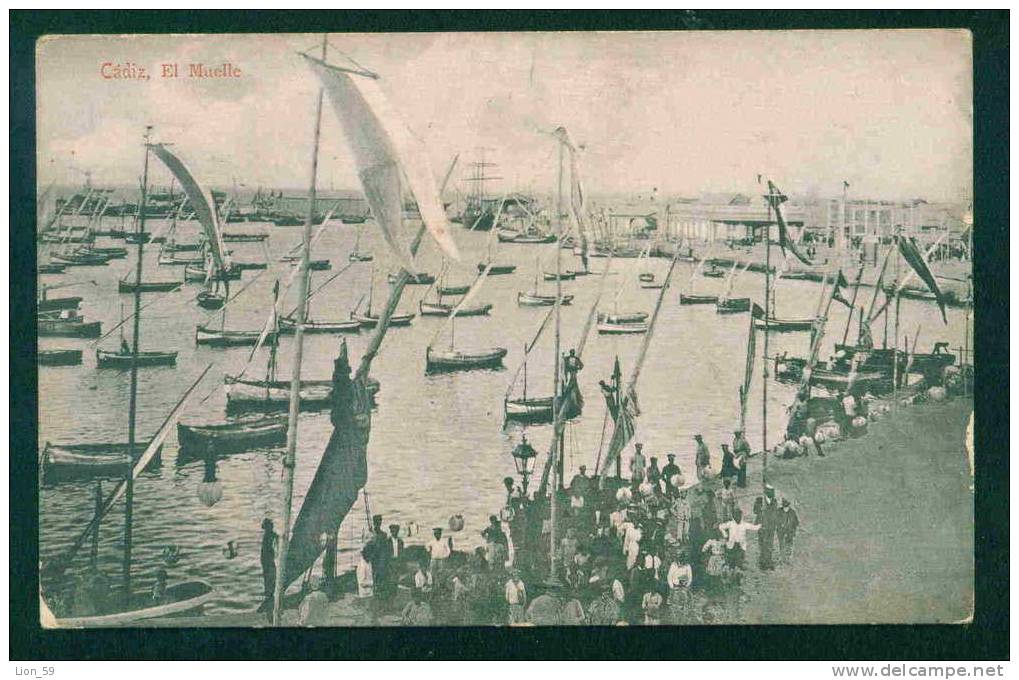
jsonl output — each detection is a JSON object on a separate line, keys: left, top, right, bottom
{"left": 273, "top": 34, "right": 327, "bottom": 626}
{"left": 90, "top": 482, "right": 102, "bottom": 569}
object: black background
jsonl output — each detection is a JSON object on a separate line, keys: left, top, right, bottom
{"left": 10, "top": 10, "right": 1009, "bottom": 660}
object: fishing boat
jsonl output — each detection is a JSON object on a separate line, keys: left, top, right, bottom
{"left": 679, "top": 293, "right": 719, "bottom": 305}
{"left": 498, "top": 229, "right": 557, "bottom": 244}
{"left": 89, "top": 246, "right": 128, "bottom": 259}
{"left": 124, "top": 232, "right": 151, "bottom": 244}
{"left": 162, "top": 241, "right": 203, "bottom": 252}
{"left": 38, "top": 314, "right": 102, "bottom": 338}
{"left": 222, "top": 232, "right": 268, "bottom": 242}
{"left": 280, "top": 255, "right": 331, "bottom": 271}
{"left": 273, "top": 215, "right": 303, "bottom": 226}
{"left": 96, "top": 348, "right": 177, "bottom": 368}
{"left": 517, "top": 291, "right": 574, "bottom": 306}
{"left": 597, "top": 311, "right": 648, "bottom": 324}
{"left": 118, "top": 279, "right": 181, "bottom": 293}
{"left": 51, "top": 251, "right": 111, "bottom": 266}
{"left": 596, "top": 319, "right": 649, "bottom": 334}
{"left": 716, "top": 297, "right": 751, "bottom": 314}
{"left": 176, "top": 414, "right": 289, "bottom": 459}
{"left": 279, "top": 315, "right": 361, "bottom": 333}
{"left": 38, "top": 295, "right": 82, "bottom": 313}
{"left": 479, "top": 262, "right": 516, "bottom": 275}
{"left": 233, "top": 261, "right": 269, "bottom": 271}
{"left": 225, "top": 375, "right": 380, "bottom": 413}
{"left": 425, "top": 346, "right": 507, "bottom": 372}
{"left": 419, "top": 300, "right": 492, "bottom": 317}
{"left": 158, "top": 252, "right": 204, "bottom": 266}
{"left": 38, "top": 263, "right": 67, "bottom": 274}
{"left": 756, "top": 316, "right": 815, "bottom": 332}
{"left": 438, "top": 284, "right": 471, "bottom": 296}
{"left": 809, "top": 367, "right": 889, "bottom": 393}
{"left": 703, "top": 264, "right": 725, "bottom": 278}
{"left": 348, "top": 222, "right": 373, "bottom": 262}
{"left": 387, "top": 272, "right": 434, "bottom": 285}
{"left": 542, "top": 270, "right": 577, "bottom": 281}
{"left": 49, "top": 581, "right": 215, "bottom": 628}
{"left": 195, "top": 325, "right": 273, "bottom": 347}
{"left": 196, "top": 290, "right": 225, "bottom": 310}
{"left": 41, "top": 441, "right": 163, "bottom": 484}
{"left": 351, "top": 265, "right": 415, "bottom": 328}
{"left": 38, "top": 349, "right": 83, "bottom": 366}
{"left": 184, "top": 263, "right": 241, "bottom": 282}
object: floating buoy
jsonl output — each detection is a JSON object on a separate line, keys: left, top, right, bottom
{"left": 448, "top": 514, "right": 465, "bottom": 532}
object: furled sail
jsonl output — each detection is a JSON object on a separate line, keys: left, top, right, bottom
{"left": 284, "top": 342, "right": 371, "bottom": 585}
{"left": 764, "top": 180, "right": 812, "bottom": 267}
{"left": 553, "top": 126, "right": 591, "bottom": 265}
{"left": 149, "top": 144, "right": 231, "bottom": 271}
{"left": 303, "top": 54, "right": 460, "bottom": 269}
{"left": 896, "top": 234, "right": 948, "bottom": 323}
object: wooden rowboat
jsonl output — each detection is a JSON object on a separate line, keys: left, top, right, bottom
{"left": 51, "top": 252, "right": 111, "bottom": 266}
{"left": 597, "top": 320, "right": 648, "bottom": 334}
{"left": 196, "top": 291, "right": 225, "bottom": 310}
{"left": 184, "top": 264, "right": 242, "bottom": 282}
{"left": 41, "top": 441, "right": 162, "bottom": 484}
{"left": 195, "top": 326, "right": 274, "bottom": 347}
{"left": 278, "top": 315, "right": 361, "bottom": 334}
{"left": 503, "top": 395, "right": 582, "bottom": 424}
{"left": 96, "top": 349, "right": 178, "bottom": 368}
{"left": 597, "top": 311, "right": 648, "bottom": 324}
{"left": 222, "top": 232, "right": 268, "bottom": 242}
{"left": 280, "top": 256, "right": 331, "bottom": 271}
{"left": 38, "top": 263, "right": 67, "bottom": 274}
{"left": 679, "top": 293, "right": 718, "bottom": 305}
{"left": 158, "top": 253, "right": 205, "bottom": 266}
{"left": 177, "top": 415, "right": 288, "bottom": 460}
{"left": 118, "top": 279, "right": 182, "bottom": 293}
{"left": 38, "top": 296, "right": 82, "bottom": 313}
{"left": 479, "top": 263, "right": 517, "bottom": 275}
{"left": 38, "top": 318, "right": 102, "bottom": 338}
{"left": 38, "top": 349, "right": 83, "bottom": 366}
{"left": 224, "top": 375, "right": 380, "bottom": 413}
{"left": 542, "top": 270, "right": 577, "bottom": 281}
{"left": 517, "top": 291, "right": 574, "bottom": 307}
{"left": 49, "top": 581, "right": 214, "bottom": 628}
{"left": 348, "top": 252, "right": 373, "bottom": 262}
{"left": 497, "top": 229, "right": 556, "bottom": 244}
{"left": 716, "top": 297, "right": 751, "bottom": 314}
{"left": 350, "top": 312, "right": 414, "bottom": 328}
{"left": 755, "top": 316, "right": 816, "bottom": 332}
{"left": 418, "top": 301, "right": 493, "bottom": 317}
{"left": 437, "top": 284, "right": 471, "bottom": 296}
{"left": 425, "top": 346, "right": 507, "bottom": 373}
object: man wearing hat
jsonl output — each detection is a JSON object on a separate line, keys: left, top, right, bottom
{"left": 661, "top": 453, "right": 682, "bottom": 497}
{"left": 367, "top": 514, "right": 391, "bottom": 604}
{"left": 694, "top": 434, "right": 712, "bottom": 481}
{"left": 777, "top": 498, "right": 800, "bottom": 565}
{"left": 756, "top": 485, "right": 781, "bottom": 570}
{"left": 732, "top": 429, "right": 750, "bottom": 488}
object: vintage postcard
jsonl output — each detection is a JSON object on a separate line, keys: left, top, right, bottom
{"left": 35, "top": 29, "right": 973, "bottom": 629}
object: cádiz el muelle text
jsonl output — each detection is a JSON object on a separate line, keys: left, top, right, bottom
{"left": 99, "top": 62, "right": 242, "bottom": 80}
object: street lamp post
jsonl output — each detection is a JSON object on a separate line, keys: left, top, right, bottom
{"left": 510, "top": 437, "right": 538, "bottom": 498}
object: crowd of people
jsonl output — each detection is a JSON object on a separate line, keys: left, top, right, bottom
{"left": 301, "top": 429, "right": 802, "bottom": 626}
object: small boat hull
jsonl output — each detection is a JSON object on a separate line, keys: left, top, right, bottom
{"left": 388, "top": 272, "right": 435, "bottom": 285}
{"left": 38, "top": 296, "right": 82, "bottom": 312}
{"left": 280, "top": 257, "right": 331, "bottom": 271}
{"left": 118, "top": 280, "right": 182, "bottom": 293}
{"left": 38, "top": 318, "right": 102, "bottom": 338}
{"left": 597, "top": 321, "right": 649, "bottom": 334}
{"left": 437, "top": 285, "right": 471, "bottom": 296}
{"left": 177, "top": 415, "right": 288, "bottom": 460}
{"left": 503, "top": 395, "right": 582, "bottom": 424}
{"left": 479, "top": 263, "right": 517, "bottom": 275}
{"left": 597, "top": 311, "right": 648, "bottom": 324}
{"left": 196, "top": 291, "right": 225, "bottom": 310}
{"left": 517, "top": 292, "right": 574, "bottom": 306}
{"left": 679, "top": 294, "right": 718, "bottom": 305}
{"left": 279, "top": 316, "right": 361, "bottom": 334}
{"left": 425, "top": 347, "right": 508, "bottom": 373}
{"left": 231, "top": 261, "right": 269, "bottom": 271}
{"left": 51, "top": 581, "right": 214, "bottom": 628}
{"left": 96, "top": 349, "right": 178, "bottom": 368}
{"left": 223, "top": 376, "right": 380, "bottom": 413}
{"left": 195, "top": 326, "right": 273, "bottom": 347}
{"left": 716, "top": 297, "right": 751, "bottom": 314}
{"left": 184, "top": 264, "right": 242, "bottom": 282}
{"left": 350, "top": 312, "right": 414, "bottom": 328}
{"left": 38, "top": 264, "right": 67, "bottom": 274}
{"left": 39, "top": 349, "right": 83, "bottom": 366}
{"left": 51, "top": 253, "right": 111, "bottom": 267}
{"left": 755, "top": 317, "right": 816, "bottom": 332}
{"left": 498, "top": 230, "right": 557, "bottom": 244}
{"left": 222, "top": 233, "right": 268, "bottom": 243}
{"left": 41, "top": 441, "right": 163, "bottom": 484}
{"left": 348, "top": 252, "right": 374, "bottom": 262}
{"left": 419, "top": 301, "right": 493, "bottom": 317}
{"left": 542, "top": 271, "right": 577, "bottom": 281}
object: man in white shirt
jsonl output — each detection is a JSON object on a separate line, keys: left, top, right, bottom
{"left": 718, "top": 508, "right": 760, "bottom": 570}
{"left": 426, "top": 527, "right": 453, "bottom": 589}
{"left": 504, "top": 569, "right": 527, "bottom": 624}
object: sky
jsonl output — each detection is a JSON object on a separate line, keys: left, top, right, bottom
{"left": 36, "top": 30, "right": 972, "bottom": 202}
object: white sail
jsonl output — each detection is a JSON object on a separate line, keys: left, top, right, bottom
{"left": 149, "top": 144, "right": 231, "bottom": 271}
{"left": 303, "top": 54, "right": 460, "bottom": 269}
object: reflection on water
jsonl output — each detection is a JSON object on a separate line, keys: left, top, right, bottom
{"left": 39, "top": 215, "right": 971, "bottom": 614}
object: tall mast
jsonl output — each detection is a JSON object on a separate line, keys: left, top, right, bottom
{"left": 272, "top": 34, "right": 327, "bottom": 626}
{"left": 549, "top": 136, "right": 565, "bottom": 583}
{"left": 761, "top": 179, "right": 772, "bottom": 490}
{"left": 123, "top": 124, "right": 152, "bottom": 603}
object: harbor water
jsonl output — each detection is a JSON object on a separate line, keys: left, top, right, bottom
{"left": 38, "top": 214, "right": 972, "bottom": 615}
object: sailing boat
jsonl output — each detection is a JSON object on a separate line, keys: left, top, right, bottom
{"left": 715, "top": 260, "right": 752, "bottom": 313}
{"left": 279, "top": 265, "right": 362, "bottom": 333}
{"left": 637, "top": 244, "right": 664, "bottom": 288}
{"left": 96, "top": 303, "right": 178, "bottom": 368}
{"left": 597, "top": 258, "right": 649, "bottom": 333}
{"left": 678, "top": 245, "right": 720, "bottom": 304}
{"left": 348, "top": 221, "right": 373, "bottom": 262}
{"left": 195, "top": 286, "right": 276, "bottom": 347}
{"left": 350, "top": 264, "right": 415, "bottom": 327}
{"left": 477, "top": 195, "right": 517, "bottom": 274}
{"left": 425, "top": 266, "right": 506, "bottom": 372}
{"left": 419, "top": 262, "right": 493, "bottom": 317}
{"left": 753, "top": 189, "right": 819, "bottom": 332}
{"left": 459, "top": 149, "right": 499, "bottom": 231}
{"left": 518, "top": 256, "right": 575, "bottom": 306}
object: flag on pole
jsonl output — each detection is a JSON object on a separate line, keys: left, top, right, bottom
{"left": 764, "top": 180, "right": 812, "bottom": 266}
